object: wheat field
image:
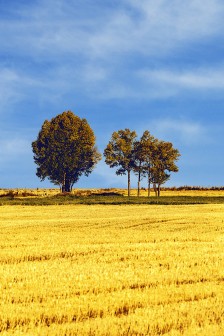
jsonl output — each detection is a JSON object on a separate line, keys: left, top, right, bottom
{"left": 0, "top": 203, "right": 224, "bottom": 335}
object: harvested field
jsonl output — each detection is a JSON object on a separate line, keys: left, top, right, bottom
{"left": 0, "top": 204, "right": 224, "bottom": 335}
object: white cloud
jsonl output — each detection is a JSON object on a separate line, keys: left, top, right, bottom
{"left": 147, "top": 118, "right": 207, "bottom": 145}
{"left": 1, "top": 0, "right": 224, "bottom": 60}
{"left": 0, "top": 65, "right": 78, "bottom": 110}
{"left": 0, "top": 69, "right": 24, "bottom": 108}
{"left": 126, "top": 0, "right": 223, "bottom": 38}
{"left": 137, "top": 66, "right": 224, "bottom": 99}
{"left": 156, "top": 119, "right": 202, "bottom": 135}
{"left": 85, "top": 65, "right": 224, "bottom": 100}
{"left": 1, "top": 0, "right": 224, "bottom": 104}
{"left": 88, "top": 0, "right": 224, "bottom": 58}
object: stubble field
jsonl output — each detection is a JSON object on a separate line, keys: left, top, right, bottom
{"left": 0, "top": 203, "right": 224, "bottom": 335}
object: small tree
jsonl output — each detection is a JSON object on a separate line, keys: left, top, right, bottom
{"left": 133, "top": 140, "right": 146, "bottom": 197}
{"left": 151, "top": 140, "right": 180, "bottom": 196}
{"left": 104, "top": 129, "right": 137, "bottom": 197}
{"left": 136, "top": 131, "right": 157, "bottom": 197}
{"left": 32, "top": 111, "right": 101, "bottom": 192}
{"left": 151, "top": 167, "right": 170, "bottom": 197}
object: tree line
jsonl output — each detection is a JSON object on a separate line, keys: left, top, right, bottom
{"left": 32, "top": 111, "right": 180, "bottom": 196}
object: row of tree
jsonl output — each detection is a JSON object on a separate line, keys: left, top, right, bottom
{"left": 104, "top": 129, "right": 180, "bottom": 197}
{"left": 32, "top": 111, "right": 180, "bottom": 196}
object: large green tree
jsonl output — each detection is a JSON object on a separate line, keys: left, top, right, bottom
{"left": 32, "top": 111, "right": 101, "bottom": 192}
{"left": 104, "top": 129, "right": 137, "bottom": 197}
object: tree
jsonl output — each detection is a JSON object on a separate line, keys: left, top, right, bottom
{"left": 32, "top": 111, "right": 101, "bottom": 192}
{"left": 134, "top": 131, "right": 157, "bottom": 197}
{"left": 151, "top": 140, "right": 180, "bottom": 196}
{"left": 103, "top": 129, "right": 137, "bottom": 197}
{"left": 132, "top": 139, "right": 146, "bottom": 197}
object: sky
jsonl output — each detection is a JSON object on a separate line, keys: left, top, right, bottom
{"left": 0, "top": 0, "right": 223, "bottom": 189}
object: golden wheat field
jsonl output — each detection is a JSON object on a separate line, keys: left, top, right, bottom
{"left": 0, "top": 203, "right": 224, "bottom": 335}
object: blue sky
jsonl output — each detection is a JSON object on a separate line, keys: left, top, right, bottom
{"left": 0, "top": 0, "right": 223, "bottom": 189}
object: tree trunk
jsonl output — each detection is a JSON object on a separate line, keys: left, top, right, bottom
{"left": 157, "top": 184, "right": 161, "bottom": 197}
{"left": 153, "top": 183, "right": 158, "bottom": 197}
{"left": 148, "top": 171, "right": 150, "bottom": 197}
{"left": 62, "top": 173, "right": 66, "bottom": 192}
{"left": 62, "top": 172, "right": 71, "bottom": 192}
{"left": 128, "top": 170, "right": 131, "bottom": 197}
{"left": 137, "top": 169, "right": 141, "bottom": 197}
{"left": 65, "top": 179, "right": 71, "bottom": 192}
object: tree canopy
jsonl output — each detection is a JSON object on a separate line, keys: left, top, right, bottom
{"left": 150, "top": 140, "right": 180, "bottom": 196}
{"left": 133, "top": 131, "right": 157, "bottom": 196}
{"left": 32, "top": 111, "right": 101, "bottom": 192}
{"left": 104, "top": 129, "right": 180, "bottom": 196}
{"left": 103, "top": 129, "right": 137, "bottom": 196}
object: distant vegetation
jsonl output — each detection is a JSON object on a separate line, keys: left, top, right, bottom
{"left": 0, "top": 187, "right": 224, "bottom": 206}
{"left": 157, "top": 185, "right": 224, "bottom": 191}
